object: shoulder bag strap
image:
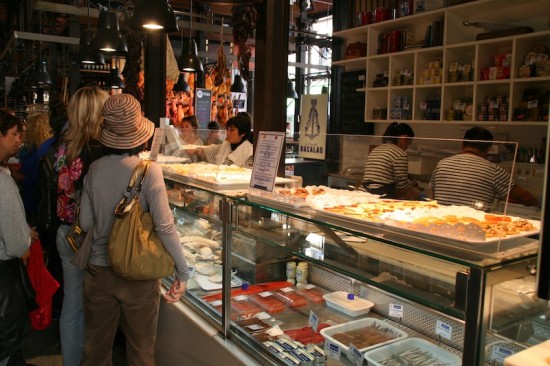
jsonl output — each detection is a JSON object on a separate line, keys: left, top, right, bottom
{"left": 114, "top": 160, "right": 151, "bottom": 216}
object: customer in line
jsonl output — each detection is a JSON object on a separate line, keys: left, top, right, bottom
{"left": 362, "top": 122, "right": 421, "bottom": 199}
{"left": 0, "top": 111, "right": 37, "bottom": 366}
{"left": 186, "top": 114, "right": 253, "bottom": 168}
{"left": 55, "top": 86, "right": 109, "bottom": 366}
{"left": 79, "top": 94, "right": 188, "bottom": 366}
{"left": 430, "top": 126, "right": 540, "bottom": 211}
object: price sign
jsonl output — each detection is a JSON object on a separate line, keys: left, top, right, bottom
{"left": 309, "top": 310, "right": 319, "bottom": 332}
{"left": 490, "top": 345, "right": 513, "bottom": 363}
{"left": 250, "top": 131, "right": 285, "bottom": 191}
{"left": 435, "top": 320, "right": 453, "bottom": 340}
{"left": 194, "top": 88, "right": 212, "bottom": 129}
{"left": 149, "top": 128, "right": 164, "bottom": 161}
{"left": 324, "top": 341, "right": 341, "bottom": 360}
{"left": 349, "top": 343, "right": 364, "bottom": 366}
{"left": 389, "top": 303, "right": 404, "bottom": 318}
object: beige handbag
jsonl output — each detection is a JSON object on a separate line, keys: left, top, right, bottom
{"left": 108, "top": 160, "right": 175, "bottom": 280}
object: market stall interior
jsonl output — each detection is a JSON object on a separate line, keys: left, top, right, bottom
{"left": 2, "top": 0, "right": 550, "bottom": 365}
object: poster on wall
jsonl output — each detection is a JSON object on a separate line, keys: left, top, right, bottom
{"left": 299, "top": 94, "right": 328, "bottom": 160}
{"left": 194, "top": 88, "right": 212, "bottom": 129}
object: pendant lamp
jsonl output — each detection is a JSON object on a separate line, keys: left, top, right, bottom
{"left": 287, "top": 81, "right": 298, "bottom": 99}
{"left": 108, "top": 67, "right": 125, "bottom": 89}
{"left": 230, "top": 74, "right": 246, "bottom": 93}
{"left": 92, "top": 10, "right": 121, "bottom": 53}
{"left": 130, "top": 0, "right": 178, "bottom": 33}
{"left": 32, "top": 11, "right": 52, "bottom": 86}
{"left": 178, "top": 1, "right": 203, "bottom": 73}
{"left": 116, "top": 34, "right": 129, "bottom": 58}
{"left": 173, "top": 73, "right": 190, "bottom": 92}
{"left": 77, "top": 1, "right": 105, "bottom": 64}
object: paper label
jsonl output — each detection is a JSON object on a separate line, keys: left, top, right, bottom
{"left": 435, "top": 320, "right": 453, "bottom": 340}
{"left": 187, "top": 266, "right": 196, "bottom": 278}
{"left": 349, "top": 343, "right": 364, "bottom": 366}
{"left": 281, "top": 287, "right": 294, "bottom": 292}
{"left": 528, "top": 100, "right": 538, "bottom": 108}
{"left": 234, "top": 295, "right": 248, "bottom": 301}
{"left": 149, "top": 128, "right": 164, "bottom": 161}
{"left": 259, "top": 291, "right": 273, "bottom": 297}
{"left": 389, "top": 303, "right": 404, "bottom": 318}
{"left": 420, "top": 102, "right": 427, "bottom": 110}
{"left": 304, "top": 284, "right": 316, "bottom": 289}
{"left": 490, "top": 345, "right": 513, "bottom": 363}
{"left": 255, "top": 312, "right": 271, "bottom": 320}
{"left": 210, "top": 300, "right": 222, "bottom": 306}
{"left": 246, "top": 324, "right": 264, "bottom": 331}
{"left": 250, "top": 132, "right": 285, "bottom": 191}
{"left": 309, "top": 310, "right": 319, "bottom": 332}
{"left": 325, "top": 341, "right": 341, "bottom": 360}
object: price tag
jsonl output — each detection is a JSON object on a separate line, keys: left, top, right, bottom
{"left": 309, "top": 310, "right": 319, "bottom": 332}
{"left": 403, "top": 103, "right": 410, "bottom": 110}
{"left": 420, "top": 102, "right": 427, "bottom": 110}
{"left": 324, "top": 340, "right": 341, "bottom": 360}
{"left": 389, "top": 303, "right": 404, "bottom": 318}
{"left": 281, "top": 287, "right": 294, "bottom": 292}
{"left": 490, "top": 345, "right": 513, "bottom": 363}
{"left": 254, "top": 312, "right": 271, "bottom": 320}
{"left": 259, "top": 291, "right": 273, "bottom": 297}
{"left": 383, "top": 70, "right": 389, "bottom": 77}
{"left": 234, "top": 295, "right": 248, "bottom": 301}
{"left": 348, "top": 343, "right": 364, "bottom": 366}
{"left": 490, "top": 100, "right": 499, "bottom": 109}
{"left": 210, "top": 300, "right": 222, "bottom": 307}
{"left": 528, "top": 99, "right": 538, "bottom": 108}
{"left": 187, "top": 266, "right": 196, "bottom": 278}
{"left": 304, "top": 284, "right": 316, "bottom": 289}
{"left": 149, "top": 128, "right": 164, "bottom": 161}
{"left": 435, "top": 320, "right": 453, "bottom": 340}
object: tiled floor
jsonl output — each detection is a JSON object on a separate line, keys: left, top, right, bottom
{"left": 22, "top": 321, "right": 127, "bottom": 366}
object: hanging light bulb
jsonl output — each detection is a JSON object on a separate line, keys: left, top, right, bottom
{"left": 130, "top": 0, "right": 178, "bottom": 33}
{"left": 178, "top": 1, "right": 203, "bottom": 73}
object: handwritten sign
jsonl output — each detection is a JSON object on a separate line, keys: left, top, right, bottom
{"left": 194, "top": 88, "right": 212, "bottom": 129}
{"left": 250, "top": 132, "right": 285, "bottom": 191}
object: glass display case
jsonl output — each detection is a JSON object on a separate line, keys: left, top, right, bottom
{"left": 158, "top": 131, "right": 547, "bottom": 366}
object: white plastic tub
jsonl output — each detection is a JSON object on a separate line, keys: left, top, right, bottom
{"left": 364, "top": 337, "right": 461, "bottom": 366}
{"left": 320, "top": 318, "right": 407, "bottom": 356}
{"left": 323, "top": 291, "right": 374, "bottom": 317}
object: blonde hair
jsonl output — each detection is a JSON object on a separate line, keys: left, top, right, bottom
{"left": 25, "top": 113, "right": 53, "bottom": 149}
{"left": 63, "top": 86, "right": 109, "bottom": 163}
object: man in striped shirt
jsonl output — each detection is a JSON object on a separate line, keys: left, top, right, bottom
{"left": 363, "top": 122, "right": 421, "bottom": 200}
{"left": 430, "top": 127, "right": 540, "bottom": 212}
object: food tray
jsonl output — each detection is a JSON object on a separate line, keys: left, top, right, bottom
{"left": 364, "top": 337, "right": 461, "bottom": 366}
{"left": 320, "top": 318, "right": 407, "bottom": 355}
{"left": 323, "top": 291, "right": 374, "bottom": 317}
{"left": 194, "top": 274, "right": 243, "bottom": 291}
{"left": 248, "top": 192, "right": 311, "bottom": 209}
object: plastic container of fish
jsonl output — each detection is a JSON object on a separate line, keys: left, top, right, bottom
{"left": 363, "top": 337, "right": 461, "bottom": 366}
{"left": 320, "top": 318, "right": 407, "bottom": 356}
{"left": 323, "top": 291, "right": 374, "bottom": 317}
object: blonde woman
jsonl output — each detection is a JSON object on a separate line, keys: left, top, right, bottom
{"left": 20, "top": 112, "right": 54, "bottom": 224}
{"left": 55, "top": 86, "right": 109, "bottom": 366}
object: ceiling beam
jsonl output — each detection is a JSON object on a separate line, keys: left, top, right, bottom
{"left": 14, "top": 31, "right": 79, "bottom": 45}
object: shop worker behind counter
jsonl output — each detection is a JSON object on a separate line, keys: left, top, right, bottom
{"left": 430, "top": 126, "right": 540, "bottom": 212}
{"left": 362, "top": 122, "right": 422, "bottom": 200}
{"left": 78, "top": 93, "right": 189, "bottom": 366}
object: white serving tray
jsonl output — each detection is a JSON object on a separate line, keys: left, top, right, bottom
{"left": 323, "top": 291, "right": 374, "bottom": 317}
{"left": 320, "top": 317, "right": 407, "bottom": 356}
{"left": 364, "top": 337, "right": 461, "bottom": 366}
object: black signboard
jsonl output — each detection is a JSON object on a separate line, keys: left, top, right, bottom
{"left": 338, "top": 70, "right": 372, "bottom": 134}
{"left": 194, "top": 88, "right": 212, "bottom": 129}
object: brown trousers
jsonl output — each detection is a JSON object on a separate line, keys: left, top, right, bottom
{"left": 80, "top": 265, "right": 160, "bottom": 366}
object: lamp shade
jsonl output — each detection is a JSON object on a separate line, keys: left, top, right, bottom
{"left": 230, "top": 74, "right": 246, "bottom": 93}
{"left": 173, "top": 73, "right": 190, "bottom": 92}
{"left": 77, "top": 29, "right": 105, "bottom": 64}
{"left": 116, "top": 34, "right": 129, "bottom": 57}
{"left": 178, "top": 39, "right": 204, "bottom": 73}
{"left": 34, "top": 60, "right": 52, "bottom": 86}
{"left": 287, "top": 82, "right": 298, "bottom": 99}
{"left": 130, "top": 0, "right": 178, "bottom": 33}
{"left": 108, "top": 68, "right": 125, "bottom": 89}
{"left": 92, "top": 11, "right": 121, "bottom": 53}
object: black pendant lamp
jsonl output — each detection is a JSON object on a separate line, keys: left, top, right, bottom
{"left": 130, "top": 0, "right": 178, "bottom": 33}
{"left": 287, "top": 81, "right": 298, "bottom": 99}
{"left": 35, "top": 60, "right": 53, "bottom": 86}
{"left": 178, "top": 1, "right": 203, "bottom": 73}
{"left": 173, "top": 73, "right": 190, "bottom": 92}
{"left": 78, "top": 29, "right": 106, "bottom": 64}
{"left": 108, "top": 67, "right": 125, "bottom": 89}
{"left": 92, "top": 10, "right": 121, "bottom": 53}
{"left": 230, "top": 74, "right": 246, "bottom": 93}
{"left": 116, "top": 34, "right": 129, "bottom": 58}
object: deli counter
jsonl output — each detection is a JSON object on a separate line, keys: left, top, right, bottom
{"left": 153, "top": 132, "right": 548, "bottom": 366}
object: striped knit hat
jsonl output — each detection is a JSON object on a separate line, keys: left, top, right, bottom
{"left": 99, "top": 93, "right": 154, "bottom": 149}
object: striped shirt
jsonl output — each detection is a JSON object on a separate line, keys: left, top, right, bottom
{"left": 430, "top": 153, "right": 515, "bottom": 211}
{"left": 363, "top": 143, "right": 411, "bottom": 190}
